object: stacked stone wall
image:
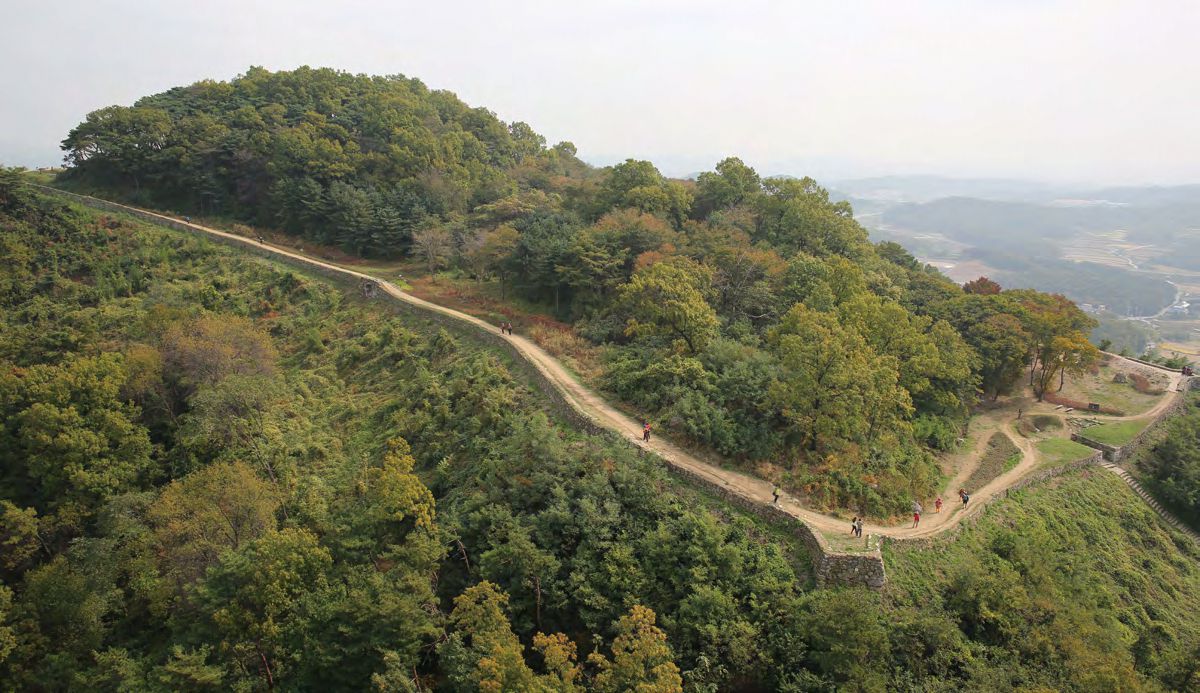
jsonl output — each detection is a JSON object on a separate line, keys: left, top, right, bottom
{"left": 665, "top": 465, "right": 886, "bottom": 589}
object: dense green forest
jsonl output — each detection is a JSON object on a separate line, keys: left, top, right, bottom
{"left": 0, "top": 174, "right": 801, "bottom": 691}
{"left": 55, "top": 66, "right": 1103, "bottom": 516}
{"left": 3, "top": 177, "right": 1199, "bottom": 690}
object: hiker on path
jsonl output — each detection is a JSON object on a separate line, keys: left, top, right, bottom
{"left": 772, "top": 486, "right": 781, "bottom": 504}
{"left": 958, "top": 488, "right": 970, "bottom": 505}
{"left": 912, "top": 501, "right": 923, "bottom": 528}
{"left": 854, "top": 517, "right": 864, "bottom": 538}
{"left": 850, "top": 516, "right": 858, "bottom": 535}
{"left": 935, "top": 497, "right": 943, "bottom": 513}
{"left": 1017, "top": 408, "right": 1023, "bottom": 419}
{"left": 506, "top": 322, "right": 514, "bottom": 335}
{"left": 642, "top": 421, "right": 651, "bottom": 442}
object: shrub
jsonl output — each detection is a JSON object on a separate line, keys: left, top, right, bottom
{"left": 1141, "top": 411, "right": 1200, "bottom": 525}
{"left": 1128, "top": 372, "right": 1165, "bottom": 396}
{"left": 528, "top": 322, "right": 602, "bottom": 381}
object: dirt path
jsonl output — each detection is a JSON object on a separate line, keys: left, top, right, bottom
{"left": 39, "top": 188, "right": 1192, "bottom": 544}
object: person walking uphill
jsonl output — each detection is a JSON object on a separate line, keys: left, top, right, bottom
{"left": 935, "top": 496, "right": 943, "bottom": 513}
{"left": 912, "top": 500, "right": 923, "bottom": 528}
{"left": 772, "top": 485, "right": 781, "bottom": 505}
{"left": 642, "top": 421, "right": 652, "bottom": 442}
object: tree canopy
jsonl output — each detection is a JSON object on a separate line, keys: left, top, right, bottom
{"left": 52, "top": 68, "right": 1102, "bottom": 514}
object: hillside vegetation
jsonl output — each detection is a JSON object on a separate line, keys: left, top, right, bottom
{"left": 53, "top": 67, "right": 1104, "bottom": 518}
{"left": 60, "top": 66, "right": 590, "bottom": 257}
{"left": 0, "top": 176, "right": 822, "bottom": 691}
{"left": 4, "top": 169, "right": 1200, "bottom": 690}
{"left": 886, "top": 470, "right": 1200, "bottom": 691}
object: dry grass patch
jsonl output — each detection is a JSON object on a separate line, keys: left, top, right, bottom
{"left": 529, "top": 322, "right": 603, "bottom": 381}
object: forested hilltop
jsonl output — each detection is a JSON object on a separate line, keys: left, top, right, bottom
{"left": 55, "top": 66, "right": 1107, "bottom": 516}
{"left": 3, "top": 175, "right": 1200, "bottom": 691}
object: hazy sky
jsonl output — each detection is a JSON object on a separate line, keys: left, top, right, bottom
{"left": 2, "top": 0, "right": 1198, "bottom": 184}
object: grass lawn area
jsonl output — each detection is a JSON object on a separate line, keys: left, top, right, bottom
{"left": 1057, "top": 362, "right": 1165, "bottom": 416}
{"left": 1080, "top": 419, "right": 1148, "bottom": 446}
{"left": 1037, "top": 438, "right": 1097, "bottom": 469}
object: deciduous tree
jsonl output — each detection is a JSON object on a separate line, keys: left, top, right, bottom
{"left": 149, "top": 460, "right": 280, "bottom": 586}
{"left": 589, "top": 605, "right": 682, "bottom": 693}
{"left": 963, "top": 276, "right": 1002, "bottom": 295}
{"left": 411, "top": 226, "right": 453, "bottom": 275}
{"left": 769, "top": 305, "right": 911, "bottom": 452}
{"left": 617, "top": 260, "right": 719, "bottom": 354}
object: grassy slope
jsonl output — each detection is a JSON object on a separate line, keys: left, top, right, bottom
{"left": 887, "top": 469, "right": 1200, "bottom": 602}
{"left": 886, "top": 469, "right": 1200, "bottom": 688}
{"left": 1059, "top": 362, "right": 1163, "bottom": 416}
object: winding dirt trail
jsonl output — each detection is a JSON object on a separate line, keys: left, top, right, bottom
{"left": 38, "top": 187, "right": 1194, "bottom": 544}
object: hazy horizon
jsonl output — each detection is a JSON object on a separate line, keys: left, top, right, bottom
{"left": 3, "top": 1, "right": 1199, "bottom": 186}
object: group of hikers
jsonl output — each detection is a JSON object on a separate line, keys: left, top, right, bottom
{"left": 633, "top": 420, "right": 978, "bottom": 535}
{"left": 499, "top": 321, "right": 514, "bottom": 336}
{"left": 908, "top": 488, "right": 970, "bottom": 528}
